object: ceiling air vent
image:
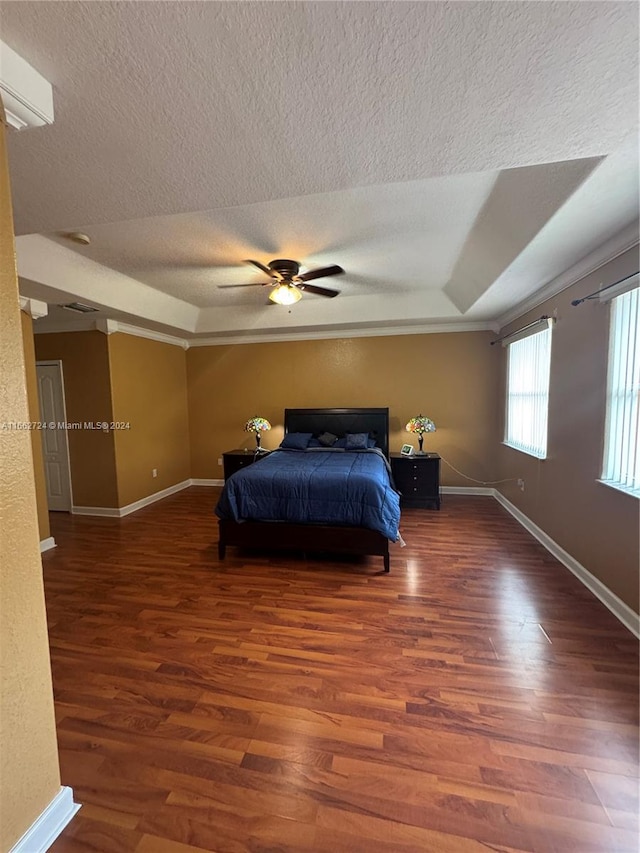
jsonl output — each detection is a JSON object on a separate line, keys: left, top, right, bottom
{"left": 61, "top": 302, "right": 98, "bottom": 314}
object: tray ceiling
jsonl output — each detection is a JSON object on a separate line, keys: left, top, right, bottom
{"left": 3, "top": 0, "right": 638, "bottom": 341}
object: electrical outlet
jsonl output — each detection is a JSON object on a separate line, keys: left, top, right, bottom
{"left": 217, "top": 457, "right": 222, "bottom": 466}
{"left": 517, "top": 478, "right": 525, "bottom": 492}
{"left": 152, "top": 468, "right": 158, "bottom": 478}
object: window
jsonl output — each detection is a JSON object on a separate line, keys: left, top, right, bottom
{"left": 601, "top": 286, "right": 640, "bottom": 498}
{"left": 504, "top": 323, "right": 552, "bottom": 458}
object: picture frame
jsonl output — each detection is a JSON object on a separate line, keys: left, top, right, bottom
{"left": 400, "top": 444, "right": 414, "bottom": 456}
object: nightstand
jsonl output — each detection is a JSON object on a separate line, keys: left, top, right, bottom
{"left": 390, "top": 453, "right": 441, "bottom": 509}
{"left": 222, "top": 449, "right": 267, "bottom": 480}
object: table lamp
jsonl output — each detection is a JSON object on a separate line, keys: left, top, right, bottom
{"left": 244, "top": 416, "right": 271, "bottom": 452}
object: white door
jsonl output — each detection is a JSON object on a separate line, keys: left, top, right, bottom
{"left": 36, "top": 361, "right": 72, "bottom": 511}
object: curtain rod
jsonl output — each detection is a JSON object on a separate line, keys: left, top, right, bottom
{"left": 490, "top": 315, "right": 550, "bottom": 347}
{"left": 571, "top": 270, "right": 639, "bottom": 306}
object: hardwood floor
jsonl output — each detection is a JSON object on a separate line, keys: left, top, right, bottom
{"left": 44, "top": 489, "right": 639, "bottom": 853}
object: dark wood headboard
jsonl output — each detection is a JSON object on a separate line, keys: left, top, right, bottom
{"left": 284, "top": 408, "right": 390, "bottom": 458}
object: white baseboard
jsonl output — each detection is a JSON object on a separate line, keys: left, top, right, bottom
{"left": 71, "top": 505, "right": 120, "bottom": 517}
{"left": 72, "top": 479, "right": 192, "bottom": 518}
{"left": 441, "top": 486, "right": 494, "bottom": 496}
{"left": 190, "top": 478, "right": 224, "bottom": 486}
{"left": 494, "top": 490, "right": 640, "bottom": 639}
{"left": 118, "top": 479, "right": 192, "bottom": 516}
{"left": 9, "top": 786, "right": 80, "bottom": 853}
{"left": 39, "top": 537, "right": 56, "bottom": 552}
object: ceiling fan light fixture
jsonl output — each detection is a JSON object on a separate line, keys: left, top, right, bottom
{"left": 269, "top": 283, "right": 302, "bottom": 305}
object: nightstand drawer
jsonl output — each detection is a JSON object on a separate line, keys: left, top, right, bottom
{"left": 393, "top": 464, "right": 434, "bottom": 487}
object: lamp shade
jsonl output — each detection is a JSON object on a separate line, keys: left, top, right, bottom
{"left": 244, "top": 416, "right": 271, "bottom": 433}
{"left": 405, "top": 415, "right": 436, "bottom": 435}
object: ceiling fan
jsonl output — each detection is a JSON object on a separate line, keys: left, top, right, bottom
{"left": 218, "top": 259, "right": 344, "bottom": 305}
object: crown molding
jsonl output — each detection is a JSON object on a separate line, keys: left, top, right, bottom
{"left": 34, "top": 319, "right": 189, "bottom": 348}
{"left": 31, "top": 315, "right": 500, "bottom": 349}
{"left": 95, "top": 319, "right": 119, "bottom": 335}
{"left": 188, "top": 320, "right": 498, "bottom": 347}
{"left": 103, "top": 321, "right": 189, "bottom": 349}
{"left": 0, "top": 40, "right": 54, "bottom": 131}
{"left": 496, "top": 221, "right": 639, "bottom": 329}
{"left": 19, "top": 296, "right": 48, "bottom": 319}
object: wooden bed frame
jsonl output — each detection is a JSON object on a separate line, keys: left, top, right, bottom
{"left": 217, "top": 407, "right": 393, "bottom": 572}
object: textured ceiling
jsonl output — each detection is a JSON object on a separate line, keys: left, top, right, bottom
{"left": 3, "top": 0, "right": 639, "bottom": 340}
{"left": 45, "top": 170, "right": 501, "bottom": 307}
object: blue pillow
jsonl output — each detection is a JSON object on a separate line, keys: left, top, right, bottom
{"left": 307, "top": 438, "right": 322, "bottom": 447}
{"left": 346, "top": 432, "right": 369, "bottom": 450}
{"left": 367, "top": 437, "right": 377, "bottom": 448}
{"left": 280, "top": 432, "right": 313, "bottom": 450}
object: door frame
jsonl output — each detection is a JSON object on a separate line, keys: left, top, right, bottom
{"left": 36, "top": 359, "right": 74, "bottom": 511}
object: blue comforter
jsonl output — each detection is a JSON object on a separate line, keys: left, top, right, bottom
{"left": 215, "top": 448, "right": 400, "bottom": 541}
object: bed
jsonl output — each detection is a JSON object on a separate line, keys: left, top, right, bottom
{"left": 215, "top": 407, "right": 400, "bottom": 572}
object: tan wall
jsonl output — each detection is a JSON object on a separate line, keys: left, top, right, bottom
{"left": 187, "top": 332, "right": 499, "bottom": 484}
{"left": 35, "top": 331, "right": 118, "bottom": 507}
{"left": 20, "top": 311, "right": 51, "bottom": 541}
{"left": 0, "top": 117, "right": 61, "bottom": 851}
{"left": 496, "top": 246, "right": 640, "bottom": 614}
{"left": 108, "top": 333, "right": 190, "bottom": 506}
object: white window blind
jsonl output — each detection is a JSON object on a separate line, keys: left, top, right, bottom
{"left": 504, "top": 325, "right": 552, "bottom": 458}
{"left": 601, "top": 287, "right": 640, "bottom": 498}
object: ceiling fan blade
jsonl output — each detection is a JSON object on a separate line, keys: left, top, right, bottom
{"left": 298, "top": 283, "right": 340, "bottom": 298}
{"left": 297, "top": 264, "right": 344, "bottom": 282}
{"left": 245, "top": 259, "right": 277, "bottom": 278}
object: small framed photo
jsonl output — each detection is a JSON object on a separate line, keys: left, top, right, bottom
{"left": 400, "top": 444, "right": 414, "bottom": 456}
